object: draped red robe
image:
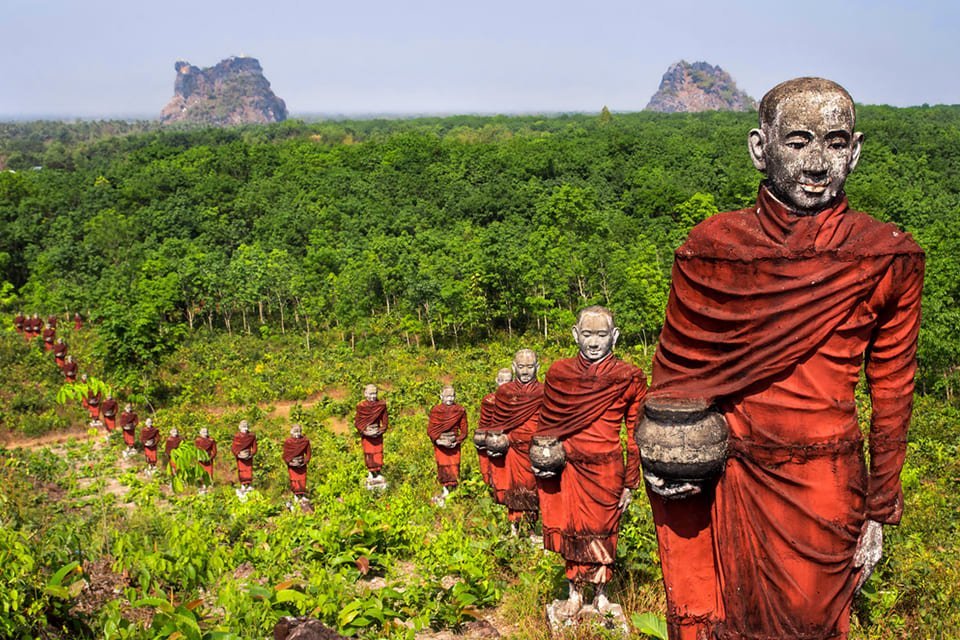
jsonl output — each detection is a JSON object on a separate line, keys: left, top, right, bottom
{"left": 165, "top": 435, "right": 182, "bottom": 473}
{"left": 489, "top": 380, "right": 543, "bottom": 520}
{"left": 53, "top": 342, "right": 67, "bottom": 369}
{"left": 140, "top": 426, "right": 159, "bottom": 465}
{"left": 231, "top": 432, "right": 258, "bottom": 485}
{"left": 13, "top": 314, "right": 24, "bottom": 334}
{"left": 427, "top": 403, "right": 468, "bottom": 487}
{"left": 63, "top": 360, "right": 78, "bottom": 383}
{"left": 536, "top": 354, "right": 646, "bottom": 583}
{"left": 195, "top": 436, "right": 217, "bottom": 480}
{"left": 475, "top": 393, "right": 497, "bottom": 487}
{"left": 119, "top": 410, "right": 138, "bottom": 448}
{"left": 649, "top": 187, "right": 924, "bottom": 640}
{"left": 354, "top": 400, "right": 389, "bottom": 473}
{"left": 100, "top": 398, "right": 118, "bottom": 431}
{"left": 85, "top": 390, "right": 101, "bottom": 420}
{"left": 42, "top": 328, "right": 55, "bottom": 351}
{"left": 283, "top": 437, "right": 311, "bottom": 496}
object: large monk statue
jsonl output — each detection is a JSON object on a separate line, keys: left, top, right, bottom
{"left": 427, "top": 385, "right": 469, "bottom": 503}
{"left": 283, "top": 424, "right": 312, "bottom": 504}
{"left": 140, "top": 418, "right": 160, "bottom": 471}
{"left": 489, "top": 350, "right": 543, "bottom": 534}
{"left": 644, "top": 77, "right": 925, "bottom": 640}
{"left": 354, "top": 384, "right": 389, "bottom": 489}
{"left": 195, "top": 427, "right": 217, "bottom": 484}
{"left": 475, "top": 368, "right": 513, "bottom": 490}
{"left": 119, "top": 403, "right": 139, "bottom": 455}
{"left": 231, "top": 420, "right": 257, "bottom": 494}
{"left": 535, "top": 305, "right": 647, "bottom": 623}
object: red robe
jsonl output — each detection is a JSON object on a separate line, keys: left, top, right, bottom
{"left": 47, "top": 314, "right": 58, "bottom": 329}
{"left": 13, "top": 314, "right": 25, "bottom": 334}
{"left": 536, "top": 353, "right": 646, "bottom": 584}
{"left": 42, "top": 328, "right": 56, "bottom": 351}
{"left": 649, "top": 187, "right": 924, "bottom": 640}
{"left": 231, "top": 432, "right": 258, "bottom": 485}
{"left": 283, "top": 437, "right": 312, "bottom": 496}
{"left": 29, "top": 317, "right": 42, "bottom": 338}
{"left": 475, "top": 392, "right": 497, "bottom": 487}
{"left": 101, "top": 398, "right": 118, "bottom": 431}
{"left": 85, "top": 390, "right": 101, "bottom": 420}
{"left": 489, "top": 380, "right": 543, "bottom": 520}
{"left": 140, "top": 426, "right": 159, "bottom": 466}
{"left": 73, "top": 313, "right": 82, "bottom": 330}
{"left": 63, "top": 360, "right": 78, "bottom": 382}
{"left": 165, "top": 435, "right": 183, "bottom": 472}
{"left": 53, "top": 342, "right": 68, "bottom": 369}
{"left": 427, "top": 403, "right": 468, "bottom": 487}
{"left": 354, "top": 400, "right": 389, "bottom": 473}
{"left": 119, "top": 410, "right": 139, "bottom": 448}
{"left": 195, "top": 436, "right": 217, "bottom": 480}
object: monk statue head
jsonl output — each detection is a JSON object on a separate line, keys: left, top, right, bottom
{"left": 238, "top": 420, "right": 250, "bottom": 433}
{"left": 170, "top": 428, "right": 179, "bottom": 437}
{"left": 363, "top": 384, "right": 379, "bottom": 402}
{"left": 81, "top": 373, "right": 88, "bottom": 382}
{"left": 45, "top": 322, "right": 51, "bottom": 329}
{"left": 106, "top": 394, "right": 113, "bottom": 401}
{"left": 145, "top": 418, "right": 153, "bottom": 427}
{"left": 748, "top": 77, "right": 863, "bottom": 214}
{"left": 66, "top": 355, "right": 74, "bottom": 363}
{"left": 573, "top": 306, "right": 620, "bottom": 362}
{"left": 496, "top": 367, "right": 513, "bottom": 386}
{"left": 199, "top": 427, "right": 209, "bottom": 438}
{"left": 124, "top": 403, "right": 132, "bottom": 412}
{"left": 56, "top": 337, "right": 64, "bottom": 345}
{"left": 440, "top": 385, "right": 456, "bottom": 405}
{"left": 512, "top": 349, "right": 539, "bottom": 384}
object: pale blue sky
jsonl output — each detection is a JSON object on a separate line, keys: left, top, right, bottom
{"left": 2, "top": 0, "right": 958, "bottom": 119}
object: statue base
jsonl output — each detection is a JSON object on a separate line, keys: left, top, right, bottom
{"left": 545, "top": 599, "right": 628, "bottom": 637}
{"left": 365, "top": 476, "right": 388, "bottom": 491}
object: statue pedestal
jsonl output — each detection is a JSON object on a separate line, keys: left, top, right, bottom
{"left": 365, "top": 476, "right": 388, "bottom": 491}
{"left": 545, "top": 599, "right": 628, "bottom": 637}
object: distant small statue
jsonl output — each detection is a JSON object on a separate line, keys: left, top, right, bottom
{"left": 427, "top": 385, "right": 468, "bottom": 504}
{"left": 354, "top": 384, "right": 389, "bottom": 490}
{"left": 119, "top": 402, "right": 139, "bottom": 456}
{"left": 474, "top": 368, "right": 513, "bottom": 490}
{"left": 141, "top": 418, "right": 159, "bottom": 470}
{"left": 165, "top": 428, "right": 183, "bottom": 474}
{"left": 195, "top": 427, "right": 217, "bottom": 484}
{"left": 231, "top": 420, "right": 258, "bottom": 494}
{"left": 283, "top": 424, "right": 312, "bottom": 505}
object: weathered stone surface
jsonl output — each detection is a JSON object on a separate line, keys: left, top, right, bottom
{"left": 646, "top": 61, "right": 756, "bottom": 113}
{"left": 161, "top": 56, "right": 287, "bottom": 125}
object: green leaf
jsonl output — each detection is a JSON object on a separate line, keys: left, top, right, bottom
{"left": 631, "top": 612, "right": 669, "bottom": 640}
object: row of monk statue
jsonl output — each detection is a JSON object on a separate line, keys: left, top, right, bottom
{"left": 11, "top": 78, "right": 924, "bottom": 639}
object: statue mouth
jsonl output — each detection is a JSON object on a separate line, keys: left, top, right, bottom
{"left": 799, "top": 182, "right": 829, "bottom": 194}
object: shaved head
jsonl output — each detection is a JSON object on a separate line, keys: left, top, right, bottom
{"left": 759, "top": 77, "right": 855, "bottom": 130}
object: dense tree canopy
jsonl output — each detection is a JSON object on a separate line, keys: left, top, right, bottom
{"left": 2, "top": 107, "right": 959, "bottom": 397}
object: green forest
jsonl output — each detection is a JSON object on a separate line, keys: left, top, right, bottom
{"left": 1, "top": 108, "right": 959, "bottom": 639}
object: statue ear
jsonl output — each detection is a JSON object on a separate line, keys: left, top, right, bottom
{"left": 848, "top": 131, "right": 865, "bottom": 173}
{"left": 611, "top": 327, "right": 621, "bottom": 348}
{"left": 571, "top": 325, "right": 580, "bottom": 345}
{"left": 748, "top": 128, "right": 766, "bottom": 172}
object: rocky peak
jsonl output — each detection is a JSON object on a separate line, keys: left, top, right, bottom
{"left": 161, "top": 56, "right": 287, "bottom": 125}
{"left": 646, "top": 61, "right": 756, "bottom": 113}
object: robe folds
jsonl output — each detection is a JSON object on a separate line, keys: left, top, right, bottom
{"left": 42, "top": 328, "right": 55, "bottom": 351}
{"left": 141, "top": 426, "right": 159, "bottom": 465}
{"left": 63, "top": 361, "right": 78, "bottom": 382}
{"left": 649, "top": 186, "right": 924, "bottom": 640}
{"left": 474, "top": 393, "right": 497, "bottom": 487}
{"left": 536, "top": 354, "right": 646, "bottom": 583}
{"left": 13, "top": 314, "right": 24, "bottom": 333}
{"left": 53, "top": 343, "right": 67, "bottom": 369}
{"left": 195, "top": 436, "right": 217, "bottom": 479}
{"left": 119, "top": 411, "right": 138, "bottom": 448}
{"left": 283, "top": 437, "right": 312, "bottom": 496}
{"left": 490, "top": 380, "right": 543, "bottom": 517}
{"left": 428, "top": 403, "right": 468, "bottom": 487}
{"left": 85, "top": 391, "right": 101, "bottom": 420}
{"left": 165, "top": 436, "right": 182, "bottom": 472}
{"left": 355, "top": 400, "right": 389, "bottom": 472}
{"left": 231, "top": 432, "right": 258, "bottom": 485}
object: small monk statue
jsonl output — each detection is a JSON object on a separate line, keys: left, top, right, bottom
{"left": 282, "top": 424, "right": 312, "bottom": 505}
{"left": 475, "top": 368, "right": 513, "bottom": 490}
{"left": 13, "top": 311, "right": 25, "bottom": 335}
{"left": 195, "top": 427, "right": 217, "bottom": 484}
{"left": 119, "top": 403, "right": 139, "bottom": 456}
{"left": 645, "top": 77, "right": 924, "bottom": 640}
{"left": 427, "top": 385, "right": 468, "bottom": 503}
{"left": 536, "top": 305, "right": 647, "bottom": 626}
{"left": 231, "top": 420, "right": 258, "bottom": 494}
{"left": 42, "top": 322, "right": 55, "bottom": 351}
{"left": 46, "top": 313, "right": 58, "bottom": 329}
{"left": 73, "top": 312, "right": 83, "bottom": 331}
{"left": 63, "top": 354, "right": 78, "bottom": 383}
{"left": 165, "top": 428, "right": 183, "bottom": 474}
{"left": 354, "top": 384, "right": 389, "bottom": 489}
{"left": 489, "top": 350, "right": 544, "bottom": 536}
{"left": 53, "top": 338, "right": 68, "bottom": 369}
{"left": 140, "top": 418, "right": 160, "bottom": 471}
{"left": 80, "top": 374, "right": 101, "bottom": 426}
{"left": 101, "top": 394, "right": 118, "bottom": 432}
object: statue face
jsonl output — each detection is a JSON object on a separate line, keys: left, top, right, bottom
{"left": 199, "top": 428, "right": 209, "bottom": 438}
{"left": 513, "top": 351, "right": 539, "bottom": 384}
{"left": 363, "top": 385, "right": 378, "bottom": 402}
{"left": 573, "top": 312, "right": 619, "bottom": 362}
{"left": 291, "top": 425, "right": 302, "bottom": 438}
{"left": 749, "top": 90, "right": 862, "bottom": 213}
{"left": 239, "top": 421, "right": 249, "bottom": 433}
{"left": 495, "top": 368, "right": 513, "bottom": 386}
{"left": 171, "top": 428, "right": 179, "bottom": 437}
{"left": 145, "top": 418, "right": 153, "bottom": 427}
{"left": 124, "top": 404, "right": 132, "bottom": 412}
{"left": 441, "top": 388, "right": 456, "bottom": 405}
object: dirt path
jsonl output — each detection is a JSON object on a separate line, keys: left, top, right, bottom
{"left": 0, "top": 425, "right": 96, "bottom": 450}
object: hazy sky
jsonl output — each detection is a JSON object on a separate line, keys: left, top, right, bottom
{"left": 3, "top": 0, "right": 958, "bottom": 119}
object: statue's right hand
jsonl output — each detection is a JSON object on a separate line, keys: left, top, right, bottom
{"left": 644, "top": 471, "right": 702, "bottom": 499}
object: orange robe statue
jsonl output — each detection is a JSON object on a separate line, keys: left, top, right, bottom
{"left": 354, "top": 399, "right": 389, "bottom": 473}
{"left": 119, "top": 408, "right": 139, "bottom": 448}
{"left": 648, "top": 186, "right": 924, "bottom": 639}
{"left": 282, "top": 435, "right": 312, "bottom": 497}
{"left": 195, "top": 434, "right": 217, "bottom": 481}
{"left": 141, "top": 424, "right": 160, "bottom": 466}
{"left": 427, "top": 403, "right": 468, "bottom": 488}
{"left": 537, "top": 354, "right": 646, "bottom": 584}
{"left": 165, "top": 433, "right": 183, "bottom": 473}
{"left": 474, "top": 392, "right": 497, "bottom": 488}
{"left": 231, "top": 431, "right": 258, "bottom": 487}
{"left": 490, "top": 379, "right": 543, "bottom": 521}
